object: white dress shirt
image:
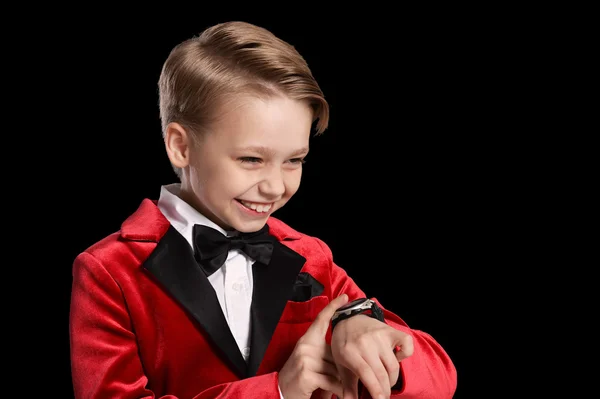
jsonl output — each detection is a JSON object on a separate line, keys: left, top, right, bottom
{"left": 157, "top": 183, "right": 254, "bottom": 361}
{"left": 157, "top": 184, "right": 286, "bottom": 398}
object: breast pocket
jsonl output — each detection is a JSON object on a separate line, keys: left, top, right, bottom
{"left": 279, "top": 295, "right": 330, "bottom": 324}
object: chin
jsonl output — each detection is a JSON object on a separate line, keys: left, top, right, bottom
{"left": 227, "top": 213, "right": 269, "bottom": 232}
{"left": 235, "top": 220, "right": 268, "bottom": 233}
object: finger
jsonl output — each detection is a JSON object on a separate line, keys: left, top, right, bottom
{"left": 369, "top": 353, "right": 393, "bottom": 398}
{"left": 338, "top": 365, "right": 359, "bottom": 399}
{"left": 380, "top": 346, "right": 401, "bottom": 389}
{"left": 308, "top": 356, "right": 340, "bottom": 378}
{"left": 340, "top": 350, "right": 386, "bottom": 399}
{"left": 304, "top": 294, "right": 348, "bottom": 339}
{"left": 357, "top": 349, "right": 391, "bottom": 399}
{"left": 313, "top": 374, "right": 344, "bottom": 399}
{"left": 394, "top": 333, "right": 414, "bottom": 362}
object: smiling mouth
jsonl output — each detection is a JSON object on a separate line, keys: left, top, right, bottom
{"left": 236, "top": 199, "right": 273, "bottom": 213}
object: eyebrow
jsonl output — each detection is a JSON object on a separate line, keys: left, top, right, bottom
{"left": 238, "top": 146, "right": 309, "bottom": 157}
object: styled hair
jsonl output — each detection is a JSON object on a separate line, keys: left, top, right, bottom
{"left": 158, "top": 21, "right": 330, "bottom": 178}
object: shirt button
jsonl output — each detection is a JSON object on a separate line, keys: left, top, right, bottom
{"left": 242, "top": 347, "right": 250, "bottom": 357}
{"left": 232, "top": 283, "right": 242, "bottom": 291}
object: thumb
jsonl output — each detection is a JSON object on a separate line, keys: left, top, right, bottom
{"left": 304, "top": 294, "right": 348, "bottom": 340}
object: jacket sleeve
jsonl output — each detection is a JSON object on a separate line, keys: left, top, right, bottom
{"left": 69, "top": 251, "right": 284, "bottom": 399}
{"left": 315, "top": 237, "right": 458, "bottom": 399}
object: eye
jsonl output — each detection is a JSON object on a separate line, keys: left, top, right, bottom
{"left": 239, "top": 157, "right": 262, "bottom": 163}
{"left": 288, "top": 158, "right": 306, "bottom": 164}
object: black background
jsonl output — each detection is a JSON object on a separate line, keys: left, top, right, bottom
{"left": 18, "top": 8, "right": 547, "bottom": 399}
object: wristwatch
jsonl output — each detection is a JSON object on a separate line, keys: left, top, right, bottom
{"left": 331, "top": 297, "right": 385, "bottom": 330}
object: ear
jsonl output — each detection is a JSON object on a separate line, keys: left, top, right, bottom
{"left": 164, "top": 122, "right": 192, "bottom": 169}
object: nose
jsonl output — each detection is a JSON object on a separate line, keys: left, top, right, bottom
{"left": 258, "top": 166, "right": 286, "bottom": 199}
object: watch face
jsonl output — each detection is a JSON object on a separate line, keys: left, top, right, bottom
{"left": 337, "top": 298, "right": 368, "bottom": 312}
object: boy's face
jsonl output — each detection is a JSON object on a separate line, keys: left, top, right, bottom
{"left": 171, "top": 94, "right": 313, "bottom": 233}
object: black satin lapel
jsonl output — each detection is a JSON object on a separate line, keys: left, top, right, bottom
{"left": 247, "top": 240, "right": 306, "bottom": 376}
{"left": 143, "top": 226, "right": 247, "bottom": 378}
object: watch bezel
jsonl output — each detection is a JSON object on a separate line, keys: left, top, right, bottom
{"left": 336, "top": 298, "right": 370, "bottom": 312}
{"left": 331, "top": 297, "right": 385, "bottom": 331}
{"left": 333, "top": 298, "right": 372, "bottom": 316}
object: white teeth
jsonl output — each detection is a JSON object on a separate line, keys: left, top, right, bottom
{"left": 241, "top": 201, "right": 272, "bottom": 213}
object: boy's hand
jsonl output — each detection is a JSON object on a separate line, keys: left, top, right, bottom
{"left": 331, "top": 315, "right": 414, "bottom": 399}
{"left": 278, "top": 294, "right": 349, "bottom": 399}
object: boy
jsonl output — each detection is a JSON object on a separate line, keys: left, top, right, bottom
{"left": 69, "top": 21, "right": 457, "bottom": 399}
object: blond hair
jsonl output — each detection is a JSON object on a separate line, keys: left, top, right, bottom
{"left": 158, "top": 21, "right": 330, "bottom": 178}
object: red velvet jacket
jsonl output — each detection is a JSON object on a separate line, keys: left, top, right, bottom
{"left": 69, "top": 199, "right": 457, "bottom": 398}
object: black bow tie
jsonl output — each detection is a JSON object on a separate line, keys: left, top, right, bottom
{"left": 192, "top": 224, "right": 275, "bottom": 276}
